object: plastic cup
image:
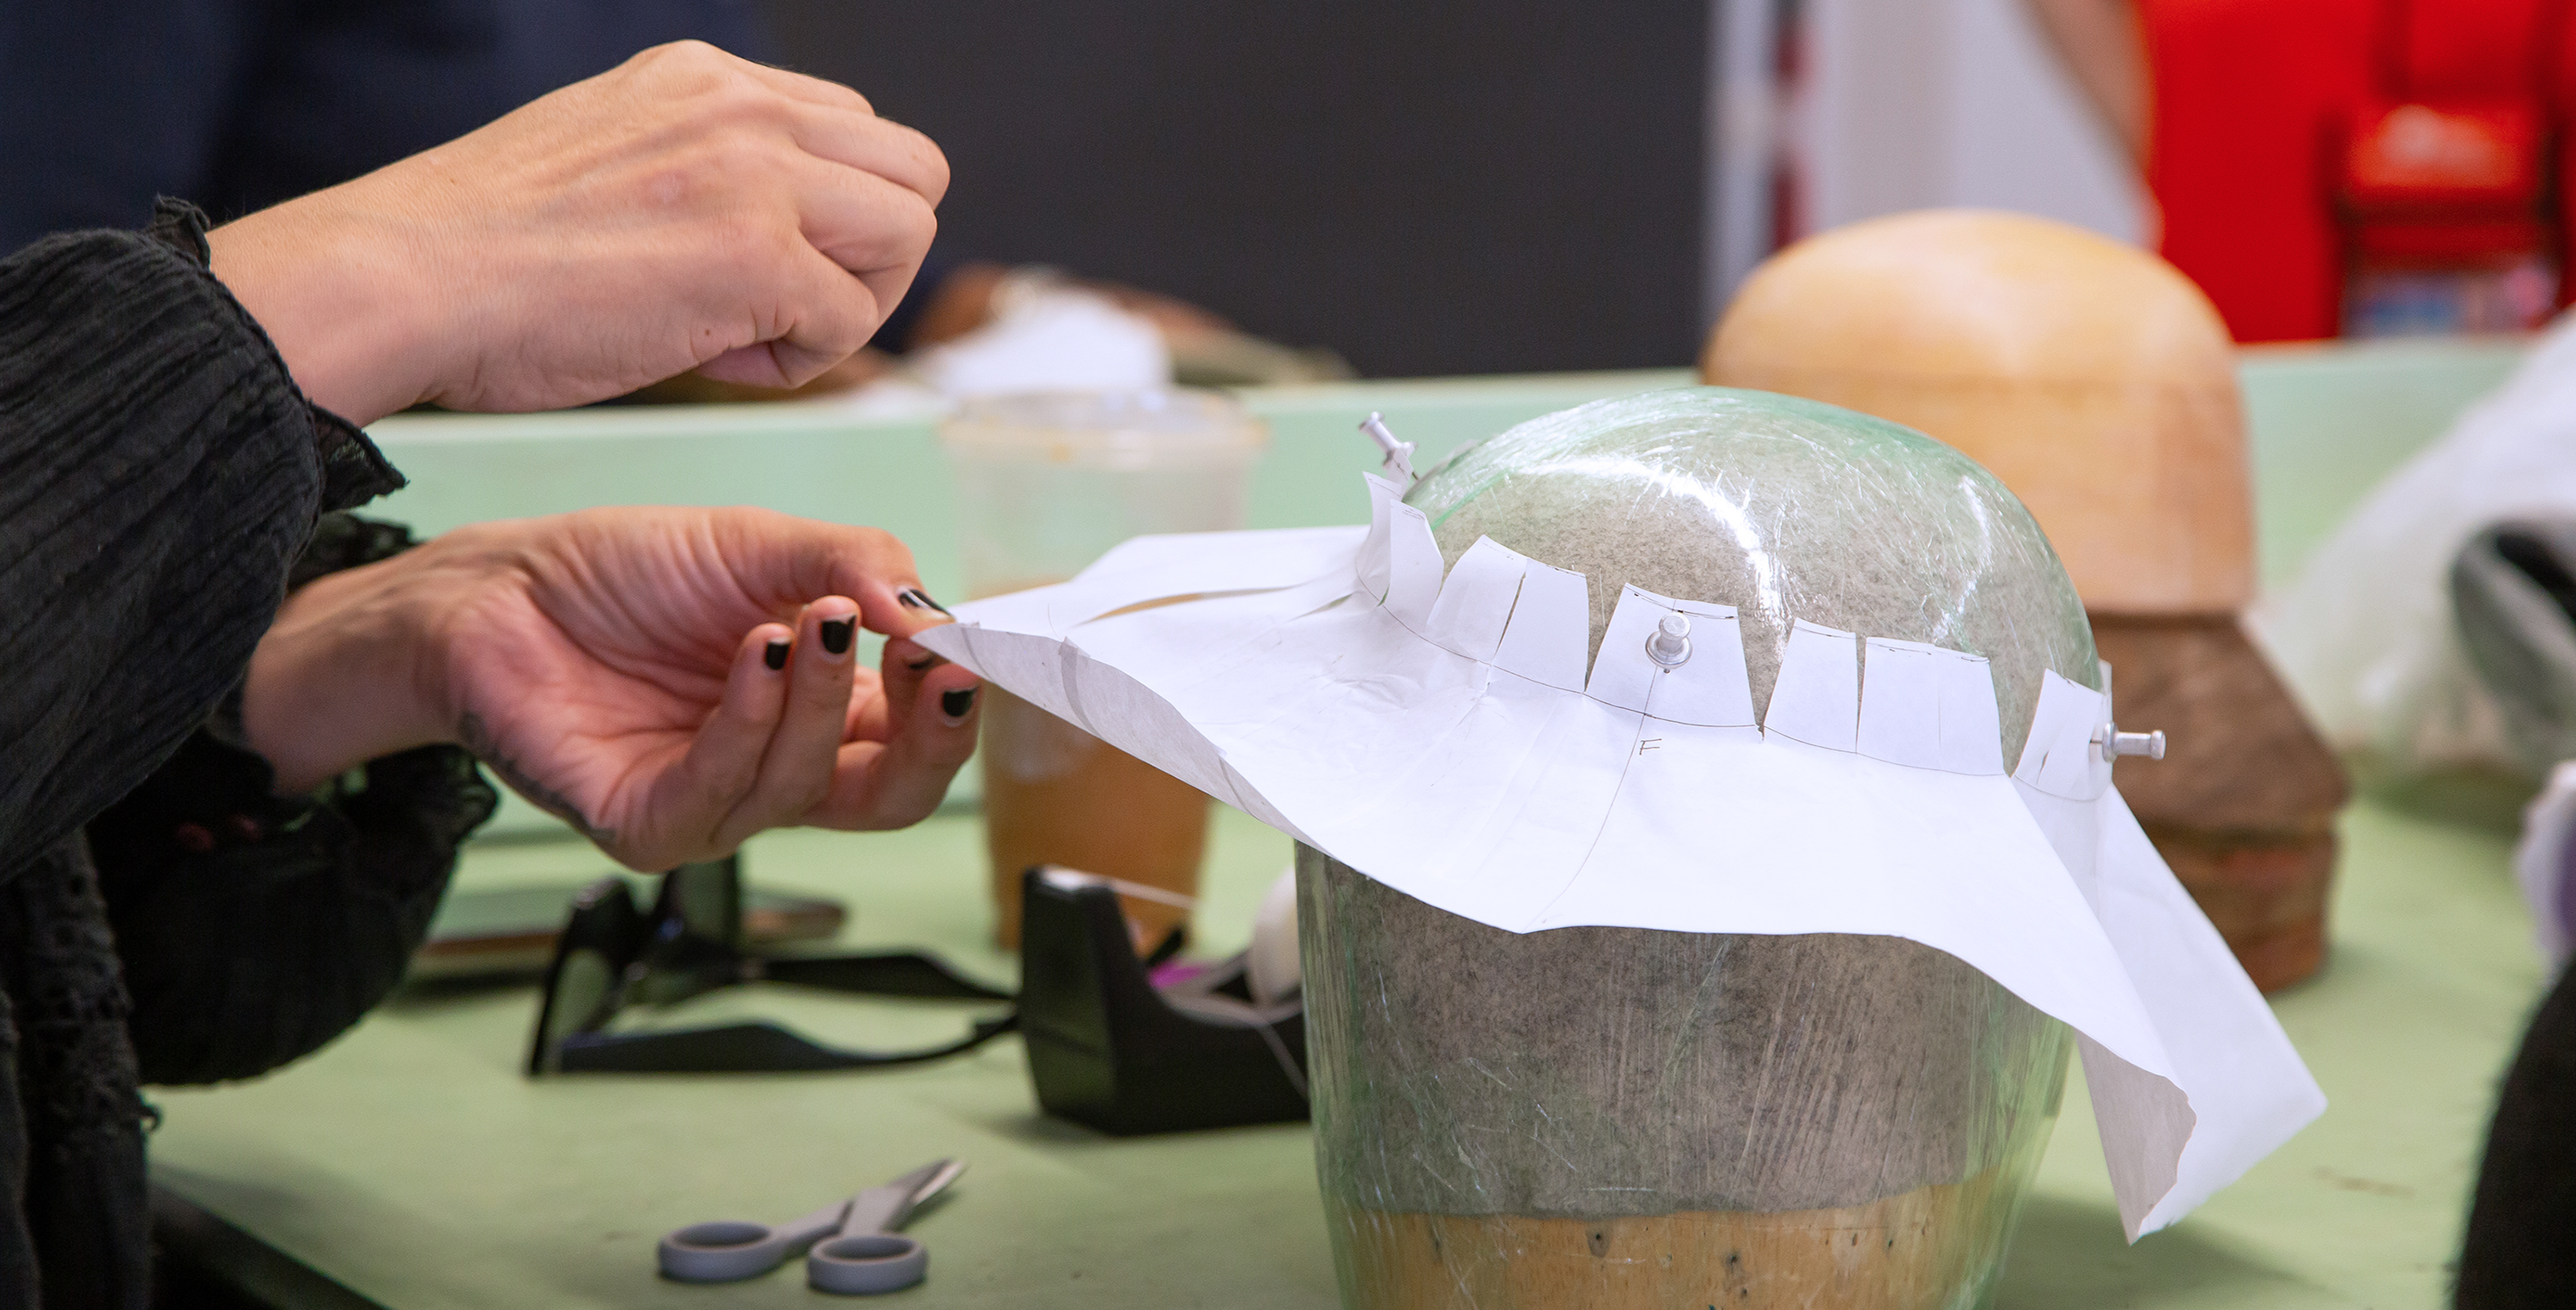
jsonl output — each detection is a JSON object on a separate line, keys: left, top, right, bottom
{"left": 939, "top": 390, "right": 1267, "bottom": 948}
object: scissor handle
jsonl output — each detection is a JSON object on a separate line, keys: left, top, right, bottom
{"left": 659, "top": 1222, "right": 795, "bottom": 1283}
{"left": 807, "top": 1233, "right": 929, "bottom": 1295}
{"left": 660, "top": 1198, "right": 848, "bottom": 1283}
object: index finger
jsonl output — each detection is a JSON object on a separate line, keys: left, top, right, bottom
{"left": 724, "top": 52, "right": 949, "bottom": 204}
{"left": 790, "top": 105, "right": 951, "bottom": 209}
{"left": 703, "top": 509, "right": 954, "bottom": 643}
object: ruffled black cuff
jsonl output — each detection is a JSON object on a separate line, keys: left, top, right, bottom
{"left": 86, "top": 515, "right": 496, "bottom": 1086}
{"left": 143, "top": 197, "right": 404, "bottom": 512}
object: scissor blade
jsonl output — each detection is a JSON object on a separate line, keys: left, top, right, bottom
{"left": 841, "top": 1159, "right": 964, "bottom": 1236}
{"left": 904, "top": 1159, "right": 965, "bottom": 1209}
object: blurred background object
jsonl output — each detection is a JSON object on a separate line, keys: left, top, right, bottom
{"left": 758, "top": 0, "right": 2170, "bottom": 371}
{"left": 1768, "top": 0, "right": 2146, "bottom": 250}
{"left": 415, "top": 876, "right": 842, "bottom": 981}
{"left": 1709, "top": 209, "right": 2349, "bottom": 990}
{"left": 0, "top": 0, "right": 775, "bottom": 246}
{"left": 939, "top": 390, "right": 1269, "bottom": 949}
{"left": 0, "top": 0, "right": 1347, "bottom": 397}
{"left": 636, "top": 262, "right": 1356, "bottom": 404}
{"left": 2020, "top": 0, "right": 2150, "bottom": 161}
{"left": 761, "top": 2, "right": 1716, "bottom": 377}
{"left": 2264, "top": 315, "right": 2576, "bottom": 814}
{"left": 2135, "top": 0, "right": 2576, "bottom": 342}
{"left": 15, "top": 0, "right": 2566, "bottom": 383}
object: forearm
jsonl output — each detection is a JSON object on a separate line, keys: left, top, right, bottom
{"left": 240, "top": 549, "right": 462, "bottom": 792}
{"left": 207, "top": 201, "right": 440, "bottom": 427}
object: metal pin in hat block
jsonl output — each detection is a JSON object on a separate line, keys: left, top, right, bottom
{"left": 1645, "top": 614, "right": 1692, "bottom": 667}
{"left": 1359, "top": 412, "right": 1417, "bottom": 488}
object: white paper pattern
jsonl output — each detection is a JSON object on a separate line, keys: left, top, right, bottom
{"left": 917, "top": 479, "right": 2326, "bottom": 1240}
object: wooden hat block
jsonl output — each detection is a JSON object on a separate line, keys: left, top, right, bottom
{"left": 1704, "top": 209, "right": 2348, "bottom": 991}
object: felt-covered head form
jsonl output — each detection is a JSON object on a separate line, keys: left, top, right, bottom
{"left": 1409, "top": 386, "right": 2096, "bottom": 763}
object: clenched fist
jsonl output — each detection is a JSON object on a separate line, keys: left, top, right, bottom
{"left": 205, "top": 41, "right": 946, "bottom": 422}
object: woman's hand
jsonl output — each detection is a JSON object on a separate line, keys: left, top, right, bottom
{"left": 240, "top": 507, "right": 981, "bottom": 870}
{"left": 205, "top": 41, "right": 946, "bottom": 423}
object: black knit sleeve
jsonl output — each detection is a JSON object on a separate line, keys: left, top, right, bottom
{"left": 2459, "top": 961, "right": 2576, "bottom": 1305}
{"left": 0, "top": 199, "right": 402, "bottom": 877}
{"left": 87, "top": 516, "right": 496, "bottom": 1086}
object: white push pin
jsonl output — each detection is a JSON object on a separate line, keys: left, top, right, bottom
{"left": 2094, "top": 722, "right": 2166, "bottom": 762}
{"left": 1646, "top": 613, "right": 1692, "bottom": 668}
{"left": 1359, "top": 412, "right": 1417, "bottom": 488}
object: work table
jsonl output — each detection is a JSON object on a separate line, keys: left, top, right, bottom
{"left": 150, "top": 346, "right": 2546, "bottom": 1307}
{"left": 153, "top": 797, "right": 2537, "bottom": 1307}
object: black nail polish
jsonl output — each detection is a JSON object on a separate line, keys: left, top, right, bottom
{"left": 941, "top": 688, "right": 977, "bottom": 720}
{"left": 820, "top": 617, "right": 854, "bottom": 655}
{"left": 905, "top": 652, "right": 948, "bottom": 672}
{"left": 764, "top": 640, "right": 790, "bottom": 670}
{"left": 898, "top": 587, "right": 953, "bottom": 616}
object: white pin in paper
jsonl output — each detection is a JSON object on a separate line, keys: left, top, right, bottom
{"left": 2017, "top": 670, "right": 2115, "bottom": 801}
{"left": 2097, "top": 724, "right": 2169, "bottom": 761}
{"left": 1647, "top": 614, "right": 1692, "bottom": 667}
{"left": 1359, "top": 412, "right": 1418, "bottom": 488}
{"left": 1587, "top": 588, "right": 1754, "bottom": 726}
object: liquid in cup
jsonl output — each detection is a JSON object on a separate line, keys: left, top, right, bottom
{"left": 939, "top": 391, "right": 1266, "bottom": 948}
{"left": 978, "top": 688, "right": 1212, "bottom": 949}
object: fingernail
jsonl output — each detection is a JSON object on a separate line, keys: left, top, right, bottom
{"left": 905, "top": 652, "right": 948, "bottom": 672}
{"left": 899, "top": 587, "right": 952, "bottom": 616}
{"left": 820, "top": 617, "right": 854, "bottom": 656}
{"left": 764, "top": 639, "right": 790, "bottom": 671}
{"left": 941, "top": 688, "right": 977, "bottom": 722}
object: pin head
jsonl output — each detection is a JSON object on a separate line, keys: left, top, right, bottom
{"left": 2094, "top": 723, "right": 2166, "bottom": 761}
{"left": 1647, "top": 614, "right": 1692, "bottom": 667}
{"left": 1359, "top": 412, "right": 1418, "bottom": 488}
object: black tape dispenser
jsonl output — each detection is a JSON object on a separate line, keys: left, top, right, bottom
{"left": 1015, "top": 865, "right": 1309, "bottom": 1135}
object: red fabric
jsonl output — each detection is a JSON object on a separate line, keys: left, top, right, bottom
{"left": 2143, "top": 0, "right": 2570, "bottom": 341}
{"left": 2389, "top": 0, "right": 2555, "bottom": 100}
{"left": 2143, "top": 0, "right": 2377, "bottom": 342}
{"left": 2351, "top": 219, "right": 2552, "bottom": 264}
{"left": 2549, "top": 5, "right": 2576, "bottom": 299}
{"left": 2343, "top": 102, "right": 2543, "bottom": 212}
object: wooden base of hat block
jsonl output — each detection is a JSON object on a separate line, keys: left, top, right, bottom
{"left": 1331, "top": 1167, "right": 2020, "bottom": 1310}
{"left": 2091, "top": 614, "right": 2349, "bottom": 992}
{"left": 2148, "top": 826, "right": 2337, "bottom": 995}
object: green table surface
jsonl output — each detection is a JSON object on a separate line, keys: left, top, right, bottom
{"left": 150, "top": 346, "right": 2549, "bottom": 1307}
{"left": 154, "top": 800, "right": 2539, "bottom": 1308}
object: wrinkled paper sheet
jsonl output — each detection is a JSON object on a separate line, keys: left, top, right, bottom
{"left": 916, "top": 474, "right": 2324, "bottom": 1239}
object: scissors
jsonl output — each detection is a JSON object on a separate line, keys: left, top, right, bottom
{"left": 659, "top": 1159, "right": 963, "bottom": 1294}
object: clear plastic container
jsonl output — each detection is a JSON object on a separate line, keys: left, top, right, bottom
{"left": 1297, "top": 388, "right": 2090, "bottom": 1309}
{"left": 939, "top": 390, "right": 1267, "bottom": 947}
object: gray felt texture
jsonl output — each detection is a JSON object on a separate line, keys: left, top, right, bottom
{"left": 1300, "top": 389, "right": 2091, "bottom": 1219}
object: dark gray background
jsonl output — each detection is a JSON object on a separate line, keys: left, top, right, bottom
{"left": 761, "top": 2, "right": 1711, "bottom": 378}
